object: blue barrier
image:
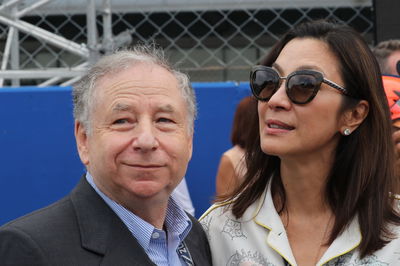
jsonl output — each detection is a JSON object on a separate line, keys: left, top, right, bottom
{"left": 0, "top": 82, "right": 251, "bottom": 225}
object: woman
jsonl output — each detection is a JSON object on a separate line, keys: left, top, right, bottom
{"left": 215, "top": 96, "right": 257, "bottom": 196}
{"left": 200, "top": 20, "right": 400, "bottom": 266}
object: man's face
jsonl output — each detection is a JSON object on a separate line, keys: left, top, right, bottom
{"left": 387, "top": 50, "right": 400, "bottom": 76}
{"left": 75, "top": 63, "right": 193, "bottom": 207}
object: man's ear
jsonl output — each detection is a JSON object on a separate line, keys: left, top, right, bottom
{"left": 75, "top": 121, "right": 89, "bottom": 165}
{"left": 188, "top": 133, "right": 193, "bottom": 162}
{"left": 340, "top": 100, "right": 369, "bottom": 135}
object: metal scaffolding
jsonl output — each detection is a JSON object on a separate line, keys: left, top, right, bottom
{"left": 0, "top": 0, "right": 373, "bottom": 86}
{"left": 0, "top": 0, "right": 132, "bottom": 87}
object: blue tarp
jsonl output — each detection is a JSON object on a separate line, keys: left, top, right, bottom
{"left": 0, "top": 82, "right": 251, "bottom": 224}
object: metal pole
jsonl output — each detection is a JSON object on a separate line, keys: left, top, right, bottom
{"left": 86, "top": 0, "right": 99, "bottom": 65}
{"left": 0, "top": 69, "right": 87, "bottom": 79}
{"left": 60, "top": 76, "right": 83, "bottom": 87}
{"left": 16, "top": 0, "right": 52, "bottom": 18}
{"left": 0, "top": 27, "right": 14, "bottom": 87}
{"left": 10, "top": 5, "right": 19, "bottom": 87}
{"left": 0, "top": 15, "right": 90, "bottom": 58}
{"left": 38, "top": 62, "right": 88, "bottom": 87}
{"left": 0, "top": 0, "right": 23, "bottom": 13}
{"left": 102, "top": 0, "right": 113, "bottom": 54}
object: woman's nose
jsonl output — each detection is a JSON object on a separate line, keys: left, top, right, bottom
{"left": 267, "top": 81, "right": 291, "bottom": 110}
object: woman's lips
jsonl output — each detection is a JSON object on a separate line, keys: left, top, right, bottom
{"left": 265, "top": 119, "right": 295, "bottom": 134}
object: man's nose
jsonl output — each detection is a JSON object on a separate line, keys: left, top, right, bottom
{"left": 132, "top": 121, "right": 159, "bottom": 152}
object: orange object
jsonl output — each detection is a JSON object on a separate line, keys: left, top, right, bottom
{"left": 382, "top": 75, "right": 400, "bottom": 127}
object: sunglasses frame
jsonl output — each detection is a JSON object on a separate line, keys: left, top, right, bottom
{"left": 250, "top": 65, "right": 349, "bottom": 104}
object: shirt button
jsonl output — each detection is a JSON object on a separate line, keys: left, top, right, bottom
{"left": 152, "top": 232, "right": 160, "bottom": 239}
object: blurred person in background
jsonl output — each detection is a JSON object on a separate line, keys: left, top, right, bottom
{"left": 0, "top": 45, "right": 211, "bottom": 266}
{"left": 201, "top": 20, "right": 400, "bottom": 265}
{"left": 373, "top": 39, "right": 400, "bottom": 77}
{"left": 173, "top": 177, "right": 195, "bottom": 216}
{"left": 374, "top": 40, "right": 400, "bottom": 180}
{"left": 380, "top": 74, "right": 400, "bottom": 178}
{"left": 215, "top": 96, "right": 257, "bottom": 197}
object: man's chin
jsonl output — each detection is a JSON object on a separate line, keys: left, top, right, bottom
{"left": 129, "top": 183, "right": 170, "bottom": 200}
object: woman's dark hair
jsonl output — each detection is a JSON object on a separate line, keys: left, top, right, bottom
{"left": 219, "top": 20, "right": 400, "bottom": 258}
{"left": 230, "top": 96, "right": 258, "bottom": 148}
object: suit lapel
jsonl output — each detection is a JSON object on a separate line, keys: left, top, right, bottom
{"left": 184, "top": 215, "right": 212, "bottom": 266}
{"left": 99, "top": 221, "right": 156, "bottom": 266}
{"left": 70, "top": 177, "right": 155, "bottom": 266}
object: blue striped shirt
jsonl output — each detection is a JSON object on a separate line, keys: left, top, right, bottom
{"left": 86, "top": 173, "right": 192, "bottom": 266}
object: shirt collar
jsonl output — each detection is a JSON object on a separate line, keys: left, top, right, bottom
{"left": 251, "top": 178, "right": 362, "bottom": 265}
{"left": 85, "top": 172, "right": 192, "bottom": 251}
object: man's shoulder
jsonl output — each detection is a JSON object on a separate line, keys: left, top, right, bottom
{"left": 0, "top": 195, "right": 82, "bottom": 265}
{"left": 0, "top": 176, "right": 97, "bottom": 243}
{"left": 0, "top": 195, "right": 75, "bottom": 236}
{"left": 186, "top": 212, "right": 205, "bottom": 234}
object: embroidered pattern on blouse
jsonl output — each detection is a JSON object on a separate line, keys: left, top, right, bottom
{"left": 395, "top": 251, "right": 400, "bottom": 262}
{"left": 227, "top": 249, "right": 274, "bottom": 266}
{"left": 325, "top": 252, "right": 389, "bottom": 266}
{"left": 222, "top": 218, "right": 247, "bottom": 240}
{"left": 200, "top": 215, "right": 212, "bottom": 240}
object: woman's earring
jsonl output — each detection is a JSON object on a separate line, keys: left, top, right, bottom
{"left": 343, "top": 128, "right": 351, "bottom": 136}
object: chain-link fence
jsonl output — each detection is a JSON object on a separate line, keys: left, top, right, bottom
{"left": 0, "top": 0, "right": 373, "bottom": 86}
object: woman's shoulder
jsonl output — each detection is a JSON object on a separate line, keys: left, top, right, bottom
{"left": 391, "top": 193, "right": 400, "bottom": 211}
{"left": 199, "top": 201, "right": 234, "bottom": 221}
{"left": 223, "top": 145, "right": 244, "bottom": 160}
{"left": 199, "top": 201, "right": 235, "bottom": 239}
{"left": 392, "top": 194, "right": 400, "bottom": 201}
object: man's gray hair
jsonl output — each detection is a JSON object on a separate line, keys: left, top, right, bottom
{"left": 373, "top": 39, "right": 400, "bottom": 74}
{"left": 73, "top": 44, "right": 197, "bottom": 134}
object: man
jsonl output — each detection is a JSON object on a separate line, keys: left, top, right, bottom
{"left": 0, "top": 45, "right": 212, "bottom": 265}
{"left": 373, "top": 39, "right": 400, "bottom": 76}
{"left": 374, "top": 40, "right": 400, "bottom": 182}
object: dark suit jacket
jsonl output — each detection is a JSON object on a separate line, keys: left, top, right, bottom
{"left": 0, "top": 177, "right": 212, "bottom": 266}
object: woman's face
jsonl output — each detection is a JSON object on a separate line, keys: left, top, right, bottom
{"left": 258, "top": 37, "right": 346, "bottom": 160}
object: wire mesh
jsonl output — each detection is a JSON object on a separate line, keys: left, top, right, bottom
{"left": 0, "top": 0, "right": 374, "bottom": 85}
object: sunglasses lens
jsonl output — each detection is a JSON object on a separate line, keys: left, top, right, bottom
{"left": 251, "top": 69, "right": 279, "bottom": 100}
{"left": 287, "top": 74, "right": 319, "bottom": 103}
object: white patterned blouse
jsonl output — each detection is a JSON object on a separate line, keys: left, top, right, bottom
{"left": 199, "top": 181, "right": 400, "bottom": 266}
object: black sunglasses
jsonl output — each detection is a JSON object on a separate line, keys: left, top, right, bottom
{"left": 250, "top": 65, "right": 349, "bottom": 104}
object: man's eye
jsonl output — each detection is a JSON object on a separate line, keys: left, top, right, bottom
{"left": 157, "top": 117, "right": 173, "bottom": 123}
{"left": 113, "top": 119, "right": 128, "bottom": 124}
